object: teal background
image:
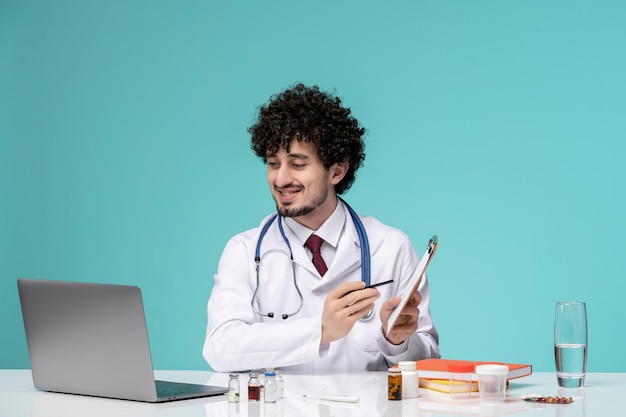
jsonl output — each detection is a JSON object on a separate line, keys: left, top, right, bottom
{"left": 1, "top": 1, "right": 624, "bottom": 372}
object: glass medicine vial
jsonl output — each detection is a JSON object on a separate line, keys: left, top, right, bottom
{"left": 248, "top": 372, "right": 261, "bottom": 402}
{"left": 388, "top": 367, "right": 402, "bottom": 400}
{"left": 275, "top": 370, "right": 284, "bottom": 399}
{"left": 228, "top": 373, "right": 240, "bottom": 402}
{"left": 264, "top": 371, "right": 277, "bottom": 403}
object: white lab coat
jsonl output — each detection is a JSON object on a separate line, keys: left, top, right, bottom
{"left": 203, "top": 203, "right": 440, "bottom": 373}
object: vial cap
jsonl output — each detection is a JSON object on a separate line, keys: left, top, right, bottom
{"left": 265, "top": 371, "right": 276, "bottom": 377}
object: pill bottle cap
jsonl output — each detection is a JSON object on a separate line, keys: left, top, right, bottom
{"left": 398, "top": 361, "right": 417, "bottom": 371}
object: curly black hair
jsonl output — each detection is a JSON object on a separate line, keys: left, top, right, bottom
{"left": 249, "top": 83, "right": 366, "bottom": 195}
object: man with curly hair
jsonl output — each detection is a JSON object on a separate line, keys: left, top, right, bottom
{"left": 204, "top": 83, "right": 440, "bottom": 373}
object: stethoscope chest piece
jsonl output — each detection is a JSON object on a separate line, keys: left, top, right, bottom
{"left": 360, "top": 309, "right": 375, "bottom": 322}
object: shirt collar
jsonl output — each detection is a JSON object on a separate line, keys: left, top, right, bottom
{"left": 283, "top": 200, "right": 346, "bottom": 249}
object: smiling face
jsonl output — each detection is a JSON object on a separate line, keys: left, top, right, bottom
{"left": 266, "top": 139, "right": 348, "bottom": 230}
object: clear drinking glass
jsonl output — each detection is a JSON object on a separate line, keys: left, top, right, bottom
{"left": 554, "top": 301, "right": 587, "bottom": 388}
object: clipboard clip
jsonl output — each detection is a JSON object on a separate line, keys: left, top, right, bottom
{"left": 427, "top": 235, "right": 438, "bottom": 254}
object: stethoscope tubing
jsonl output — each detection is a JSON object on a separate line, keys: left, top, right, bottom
{"left": 252, "top": 198, "right": 372, "bottom": 320}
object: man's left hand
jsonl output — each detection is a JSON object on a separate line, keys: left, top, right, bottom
{"left": 379, "top": 289, "right": 421, "bottom": 345}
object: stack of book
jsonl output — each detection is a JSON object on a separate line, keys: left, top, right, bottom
{"left": 414, "top": 358, "right": 532, "bottom": 394}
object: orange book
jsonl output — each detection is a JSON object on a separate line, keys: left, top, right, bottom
{"left": 414, "top": 358, "right": 532, "bottom": 381}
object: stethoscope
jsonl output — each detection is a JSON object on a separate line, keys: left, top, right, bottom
{"left": 251, "top": 198, "right": 374, "bottom": 321}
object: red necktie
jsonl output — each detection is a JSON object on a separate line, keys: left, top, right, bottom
{"left": 305, "top": 234, "right": 328, "bottom": 276}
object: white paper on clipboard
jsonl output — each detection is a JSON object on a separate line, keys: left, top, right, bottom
{"left": 386, "top": 235, "right": 438, "bottom": 334}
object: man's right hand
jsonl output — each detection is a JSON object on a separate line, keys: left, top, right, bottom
{"left": 320, "top": 281, "right": 380, "bottom": 345}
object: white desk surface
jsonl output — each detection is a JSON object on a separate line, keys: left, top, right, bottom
{"left": 0, "top": 369, "right": 622, "bottom": 416}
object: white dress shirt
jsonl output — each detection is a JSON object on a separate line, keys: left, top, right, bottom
{"left": 284, "top": 201, "right": 346, "bottom": 268}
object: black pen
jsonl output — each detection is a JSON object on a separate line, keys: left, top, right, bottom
{"left": 344, "top": 278, "right": 397, "bottom": 295}
{"left": 367, "top": 278, "right": 397, "bottom": 289}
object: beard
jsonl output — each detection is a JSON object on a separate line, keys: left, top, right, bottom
{"left": 275, "top": 182, "right": 330, "bottom": 218}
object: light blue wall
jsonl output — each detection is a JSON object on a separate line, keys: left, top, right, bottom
{"left": 2, "top": 0, "right": 624, "bottom": 372}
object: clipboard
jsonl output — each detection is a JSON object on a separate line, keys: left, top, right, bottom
{"left": 386, "top": 235, "right": 438, "bottom": 333}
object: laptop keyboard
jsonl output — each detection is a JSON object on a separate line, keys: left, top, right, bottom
{"left": 157, "top": 386, "right": 190, "bottom": 397}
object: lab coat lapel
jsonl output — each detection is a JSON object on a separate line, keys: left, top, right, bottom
{"left": 324, "top": 220, "right": 361, "bottom": 280}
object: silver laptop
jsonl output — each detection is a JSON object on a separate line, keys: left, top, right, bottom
{"left": 17, "top": 278, "right": 228, "bottom": 402}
